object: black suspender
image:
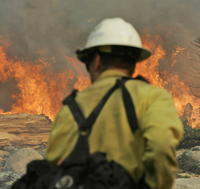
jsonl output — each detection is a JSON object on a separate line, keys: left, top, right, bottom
{"left": 62, "top": 77, "right": 139, "bottom": 165}
{"left": 117, "top": 78, "right": 139, "bottom": 133}
{"left": 63, "top": 77, "right": 139, "bottom": 135}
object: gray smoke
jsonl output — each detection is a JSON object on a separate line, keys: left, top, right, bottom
{"left": 0, "top": 0, "right": 199, "bottom": 79}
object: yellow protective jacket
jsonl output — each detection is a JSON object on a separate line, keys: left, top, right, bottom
{"left": 46, "top": 70, "right": 183, "bottom": 189}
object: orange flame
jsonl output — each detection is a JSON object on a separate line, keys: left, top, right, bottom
{"left": 0, "top": 36, "right": 199, "bottom": 128}
{"left": 134, "top": 36, "right": 199, "bottom": 128}
{"left": 0, "top": 45, "right": 90, "bottom": 120}
{"left": 134, "top": 38, "right": 166, "bottom": 87}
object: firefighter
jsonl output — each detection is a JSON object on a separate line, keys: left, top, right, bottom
{"left": 46, "top": 18, "right": 183, "bottom": 189}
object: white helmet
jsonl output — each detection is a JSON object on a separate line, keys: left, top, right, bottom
{"left": 77, "top": 18, "right": 151, "bottom": 63}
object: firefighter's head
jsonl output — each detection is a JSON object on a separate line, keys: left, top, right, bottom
{"left": 76, "top": 18, "right": 151, "bottom": 82}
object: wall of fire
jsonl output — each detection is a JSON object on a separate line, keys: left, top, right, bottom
{"left": 0, "top": 0, "right": 199, "bottom": 127}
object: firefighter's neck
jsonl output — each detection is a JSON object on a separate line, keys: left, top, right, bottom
{"left": 88, "top": 55, "right": 130, "bottom": 83}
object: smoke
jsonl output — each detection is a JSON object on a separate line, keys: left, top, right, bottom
{"left": 0, "top": 79, "right": 19, "bottom": 111}
{"left": 0, "top": 0, "right": 199, "bottom": 76}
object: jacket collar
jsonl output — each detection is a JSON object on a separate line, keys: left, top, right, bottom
{"left": 95, "top": 69, "right": 129, "bottom": 83}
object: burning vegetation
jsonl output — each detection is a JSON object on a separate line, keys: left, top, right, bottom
{"left": 0, "top": 41, "right": 90, "bottom": 119}
{"left": 0, "top": 0, "right": 199, "bottom": 128}
{"left": 0, "top": 35, "right": 200, "bottom": 128}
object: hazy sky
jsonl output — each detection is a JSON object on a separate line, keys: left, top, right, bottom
{"left": 0, "top": 0, "right": 199, "bottom": 80}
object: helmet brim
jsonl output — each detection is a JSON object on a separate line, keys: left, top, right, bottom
{"left": 137, "top": 47, "right": 152, "bottom": 62}
{"left": 76, "top": 45, "right": 151, "bottom": 63}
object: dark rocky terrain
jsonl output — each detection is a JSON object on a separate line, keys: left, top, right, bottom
{"left": 0, "top": 114, "right": 200, "bottom": 189}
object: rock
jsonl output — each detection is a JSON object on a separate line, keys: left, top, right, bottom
{"left": 0, "top": 114, "right": 51, "bottom": 149}
{"left": 0, "top": 160, "right": 6, "bottom": 171}
{"left": 191, "top": 146, "right": 200, "bottom": 151}
{"left": 0, "top": 150, "right": 9, "bottom": 163}
{"left": 0, "top": 150, "right": 9, "bottom": 170}
{"left": 178, "top": 121, "right": 200, "bottom": 149}
{"left": 175, "top": 178, "right": 200, "bottom": 189}
{"left": 6, "top": 148, "right": 43, "bottom": 175}
{"left": 0, "top": 150, "right": 9, "bottom": 157}
{"left": 183, "top": 103, "right": 193, "bottom": 119}
{"left": 176, "top": 149, "right": 185, "bottom": 158}
{"left": 177, "top": 149, "right": 200, "bottom": 174}
{"left": 0, "top": 171, "right": 20, "bottom": 189}
{"left": 2, "top": 145, "right": 18, "bottom": 153}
